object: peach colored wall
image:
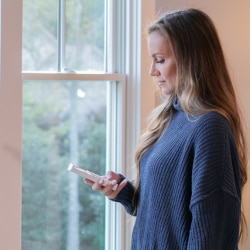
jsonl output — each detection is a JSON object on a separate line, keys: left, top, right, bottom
{"left": 140, "top": 2, "right": 158, "bottom": 130}
{"left": 151, "top": 0, "right": 250, "bottom": 249}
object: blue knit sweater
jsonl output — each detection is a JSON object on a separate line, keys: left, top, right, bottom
{"left": 114, "top": 101, "right": 241, "bottom": 249}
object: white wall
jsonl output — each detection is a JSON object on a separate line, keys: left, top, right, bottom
{"left": 141, "top": 0, "right": 250, "bottom": 249}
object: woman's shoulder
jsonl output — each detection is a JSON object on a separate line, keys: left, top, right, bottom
{"left": 191, "top": 111, "right": 233, "bottom": 140}
{"left": 190, "top": 111, "right": 229, "bottom": 128}
{"left": 173, "top": 99, "right": 230, "bottom": 130}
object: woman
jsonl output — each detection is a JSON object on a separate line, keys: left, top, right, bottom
{"left": 84, "top": 8, "right": 247, "bottom": 249}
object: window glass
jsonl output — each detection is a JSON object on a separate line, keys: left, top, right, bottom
{"left": 22, "top": 0, "right": 58, "bottom": 71}
{"left": 22, "top": 80, "right": 107, "bottom": 249}
{"left": 22, "top": 0, "right": 105, "bottom": 72}
{"left": 65, "top": 0, "right": 105, "bottom": 71}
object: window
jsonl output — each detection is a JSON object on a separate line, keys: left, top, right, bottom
{"left": 0, "top": 0, "right": 143, "bottom": 249}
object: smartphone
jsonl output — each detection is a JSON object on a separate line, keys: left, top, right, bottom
{"left": 67, "top": 163, "right": 118, "bottom": 190}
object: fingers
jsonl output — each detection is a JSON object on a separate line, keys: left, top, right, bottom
{"left": 106, "top": 171, "right": 120, "bottom": 183}
{"left": 83, "top": 178, "right": 94, "bottom": 186}
{"left": 92, "top": 177, "right": 105, "bottom": 191}
{"left": 83, "top": 177, "right": 103, "bottom": 191}
{"left": 84, "top": 176, "right": 117, "bottom": 192}
{"left": 100, "top": 178, "right": 117, "bottom": 195}
{"left": 83, "top": 171, "right": 128, "bottom": 199}
{"left": 103, "top": 178, "right": 128, "bottom": 200}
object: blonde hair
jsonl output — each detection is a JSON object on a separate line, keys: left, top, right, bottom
{"left": 134, "top": 8, "right": 247, "bottom": 239}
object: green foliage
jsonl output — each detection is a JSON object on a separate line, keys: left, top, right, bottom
{"left": 22, "top": 80, "right": 107, "bottom": 250}
{"left": 22, "top": 0, "right": 58, "bottom": 70}
{"left": 66, "top": 0, "right": 104, "bottom": 48}
{"left": 78, "top": 116, "right": 106, "bottom": 249}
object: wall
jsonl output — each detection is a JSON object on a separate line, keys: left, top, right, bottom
{"left": 141, "top": 0, "right": 250, "bottom": 250}
{"left": 0, "top": 1, "right": 22, "bottom": 249}
{"left": 140, "top": 1, "right": 158, "bottom": 129}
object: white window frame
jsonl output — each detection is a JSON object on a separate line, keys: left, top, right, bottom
{"left": 0, "top": 0, "right": 148, "bottom": 249}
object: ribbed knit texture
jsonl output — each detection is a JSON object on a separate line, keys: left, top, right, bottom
{"left": 114, "top": 100, "right": 241, "bottom": 250}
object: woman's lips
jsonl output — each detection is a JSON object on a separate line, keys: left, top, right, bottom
{"left": 157, "top": 80, "right": 165, "bottom": 86}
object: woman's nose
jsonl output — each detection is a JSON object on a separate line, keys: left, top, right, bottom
{"left": 149, "top": 63, "right": 159, "bottom": 76}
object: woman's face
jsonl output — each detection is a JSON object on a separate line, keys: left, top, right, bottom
{"left": 148, "top": 31, "right": 177, "bottom": 95}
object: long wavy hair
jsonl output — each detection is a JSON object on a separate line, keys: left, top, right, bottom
{"left": 134, "top": 8, "right": 247, "bottom": 239}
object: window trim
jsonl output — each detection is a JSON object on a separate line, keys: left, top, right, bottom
{"left": 0, "top": 0, "right": 22, "bottom": 249}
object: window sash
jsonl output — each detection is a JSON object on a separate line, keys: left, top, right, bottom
{"left": 22, "top": 73, "right": 125, "bottom": 82}
{"left": 0, "top": 0, "right": 142, "bottom": 249}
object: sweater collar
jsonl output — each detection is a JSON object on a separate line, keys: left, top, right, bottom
{"left": 173, "top": 97, "right": 182, "bottom": 111}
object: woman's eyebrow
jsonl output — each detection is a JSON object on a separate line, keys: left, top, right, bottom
{"left": 151, "top": 53, "right": 167, "bottom": 57}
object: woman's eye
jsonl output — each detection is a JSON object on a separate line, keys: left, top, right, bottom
{"left": 156, "top": 59, "right": 165, "bottom": 64}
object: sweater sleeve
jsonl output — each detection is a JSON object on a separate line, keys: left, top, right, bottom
{"left": 188, "top": 190, "right": 240, "bottom": 249}
{"left": 187, "top": 113, "right": 241, "bottom": 249}
{"left": 111, "top": 175, "right": 137, "bottom": 216}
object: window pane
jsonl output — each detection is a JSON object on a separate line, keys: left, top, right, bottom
{"left": 22, "top": 0, "right": 58, "bottom": 71}
{"left": 22, "top": 80, "right": 107, "bottom": 250}
{"left": 65, "top": 0, "right": 105, "bottom": 71}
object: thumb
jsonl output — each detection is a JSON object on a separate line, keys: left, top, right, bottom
{"left": 108, "top": 178, "right": 128, "bottom": 200}
{"left": 116, "top": 178, "right": 128, "bottom": 193}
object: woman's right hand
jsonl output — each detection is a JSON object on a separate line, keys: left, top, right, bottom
{"left": 83, "top": 171, "right": 128, "bottom": 200}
